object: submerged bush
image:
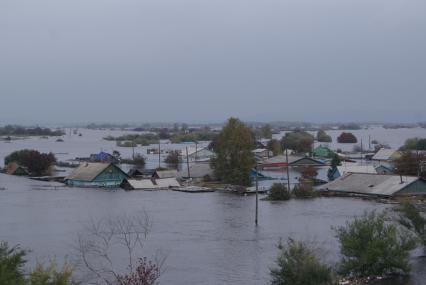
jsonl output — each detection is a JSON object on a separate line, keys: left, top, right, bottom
{"left": 266, "top": 183, "right": 291, "bottom": 201}
{"left": 270, "top": 239, "right": 336, "bottom": 285}
{"left": 335, "top": 211, "right": 416, "bottom": 278}
{"left": 293, "top": 181, "right": 317, "bottom": 198}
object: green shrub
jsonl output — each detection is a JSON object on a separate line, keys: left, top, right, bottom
{"left": 335, "top": 211, "right": 416, "bottom": 278}
{"left": 398, "top": 202, "right": 426, "bottom": 250}
{"left": 0, "top": 242, "right": 27, "bottom": 285}
{"left": 266, "top": 183, "right": 291, "bottom": 201}
{"left": 29, "top": 262, "right": 75, "bottom": 285}
{"left": 270, "top": 239, "right": 336, "bottom": 285}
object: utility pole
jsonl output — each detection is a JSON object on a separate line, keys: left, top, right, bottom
{"left": 186, "top": 146, "right": 191, "bottom": 179}
{"left": 158, "top": 141, "right": 161, "bottom": 168}
{"left": 132, "top": 139, "right": 135, "bottom": 160}
{"left": 195, "top": 142, "right": 198, "bottom": 162}
{"left": 285, "top": 148, "right": 291, "bottom": 192}
{"left": 255, "top": 160, "right": 259, "bottom": 226}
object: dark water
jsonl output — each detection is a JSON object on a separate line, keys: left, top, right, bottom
{"left": 1, "top": 174, "right": 425, "bottom": 284}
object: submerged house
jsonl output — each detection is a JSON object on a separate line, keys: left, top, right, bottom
{"left": 327, "top": 164, "right": 377, "bottom": 181}
{"left": 252, "top": 148, "right": 273, "bottom": 159}
{"left": 371, "top": 148, "right": 401, "bottom": 171}
{"left": 180, "top": 147, "right": 215, "bottom": 162}
{"left": 321, "top": 173, "right": 426, "bottom": 197}
{"left": 178, "top": 163, "right": 215, "bottom": 181}
{"left": 65, "top": 162, "right": 128, "bottom": 187}
{"left": 5, "top": 162, "right": 30, "bottom": 176}
{"left": 313, "top": 146, "right": 335, "bottom": 158}
{"left": 89, "top": 152, "right": 120, "bottom": 164}
{"left": 259, "top": 155, "right": 325, "bottom": 169}
{"left": 121, "top": 177, "right": 180, "bottom": 190}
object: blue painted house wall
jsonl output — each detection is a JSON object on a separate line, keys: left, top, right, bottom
{"left": 66, "top": 164, "right": 128, "bottom": 187}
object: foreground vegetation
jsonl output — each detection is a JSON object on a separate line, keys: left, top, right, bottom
{"left": 271, "top": 207, "right": 425, "bottom": 285}
{"left": 0, "top": 242, "right": 75, "bottom": 285}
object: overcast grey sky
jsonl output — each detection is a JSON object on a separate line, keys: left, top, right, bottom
{"left": 1, "top": 0, "right": 425, "bottom": 124}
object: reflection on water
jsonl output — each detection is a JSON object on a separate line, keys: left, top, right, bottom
{"left": 0, "top": 174, "right": 424, "bottom": 284}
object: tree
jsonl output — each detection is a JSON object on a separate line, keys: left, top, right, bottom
{"left": 316, "top": 129, "right": 332, "bottom": 143}
{"left": 28, "top": 262, "right": 74, "bottom": 285}
{"left": 210, "top": 118, "right": 255, "bottom": 186}
{"left": 401, "top": 138, "right": 426, "bottom": 151}
{"left": 0, "top": 242, "right": 75, "bottom": 285}
{"left": 164, "top": 151, "right": 180, "bottom": 169}
{"left": 281, "top": 130, "right": 314, "bottom": 154}
{"left": 394, "top": 151, "right": 426, "bottom": 178}
{"left": 330, "top": 154, "right": 342, "bottom": 169}
{"left": 4, "top": 150, "right": 56, "bottom": 176}
{"left": 270, "top": 239, "right": 336, "bottom": 285}
{"left": 117, "top": 258, "right": 160, "bottom": 285}
{"left": 266, "top": 184, "right": 291, "bottom": 201}
{"left": 260, "top": 124, "right": 273, "bottom": 139}
{"left": 267, "top": 139, "right": 282, "bottom": 156}
{"left": 337, "top": 132, "right": 357, "bottom": 143}
{"left": 75, "top": 212, "right": 165, "bottom": 285}
{"left": 335, "top": 211, "right": 416, "bottom": 278}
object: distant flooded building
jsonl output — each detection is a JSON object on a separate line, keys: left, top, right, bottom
{"left": 321, "top": 173, "right": 426, "bottom": 197}
{"left": 327, "top": 164, "right": 377, "bottom": 181}
{"left": 313, "top": 146, "right": 335, "bottom": 158}
{"left": 259, "top": 155, "right": 325, "bottom": 170}
{"left": 65, "top": 162, "right": 128, "bottom": 187}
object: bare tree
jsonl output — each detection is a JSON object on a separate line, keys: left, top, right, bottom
{"left": 74, "top": 211, "right": 165, "bottom": 285}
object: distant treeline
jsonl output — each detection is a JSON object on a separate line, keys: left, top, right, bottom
{"left": 0, "top": 125, "right": 64, "bottom": 136}
{"left": 104, "top": 128, "right": 218, "bottom": 145}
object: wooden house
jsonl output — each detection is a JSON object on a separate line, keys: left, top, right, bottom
{"left": 65, "top": 162, "right": 128, "bottom": 188}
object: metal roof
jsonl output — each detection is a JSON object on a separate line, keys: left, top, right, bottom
{"left": 372, "top": 148, "right": 400, "bottom": 161}
{"left": 337, "top": 164, "right": 377, "bottom": 175}
{"left": 155, "top": 178, "right": 180, "bottom": 188}
{"left": 126, "top": 179, "right": 157, "bottom": 190}
{"left": 321, "top": 173, "right": 419, "bottom": 196}
{"left": 154, "top": 169, "right": 178, "bottom": 178}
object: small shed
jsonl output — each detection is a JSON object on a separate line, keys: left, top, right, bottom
{"left": 65, "top": 162, "right": 128, "bottom": 188}
{"left": 121, "top": 179, "right": 157, "bottom": 190}
{"left": 155, "top": 178, "right": 181, "bottom": 189}
{"left": 372, "top": 148, "right": 401, "bottom": 162}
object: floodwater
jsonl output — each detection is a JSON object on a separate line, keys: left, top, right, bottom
{"left": 1, "top": 127, "right": 426, "bottom": 284}
{"left": 1, "top": 174, "right": 425, "bottom": 284}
